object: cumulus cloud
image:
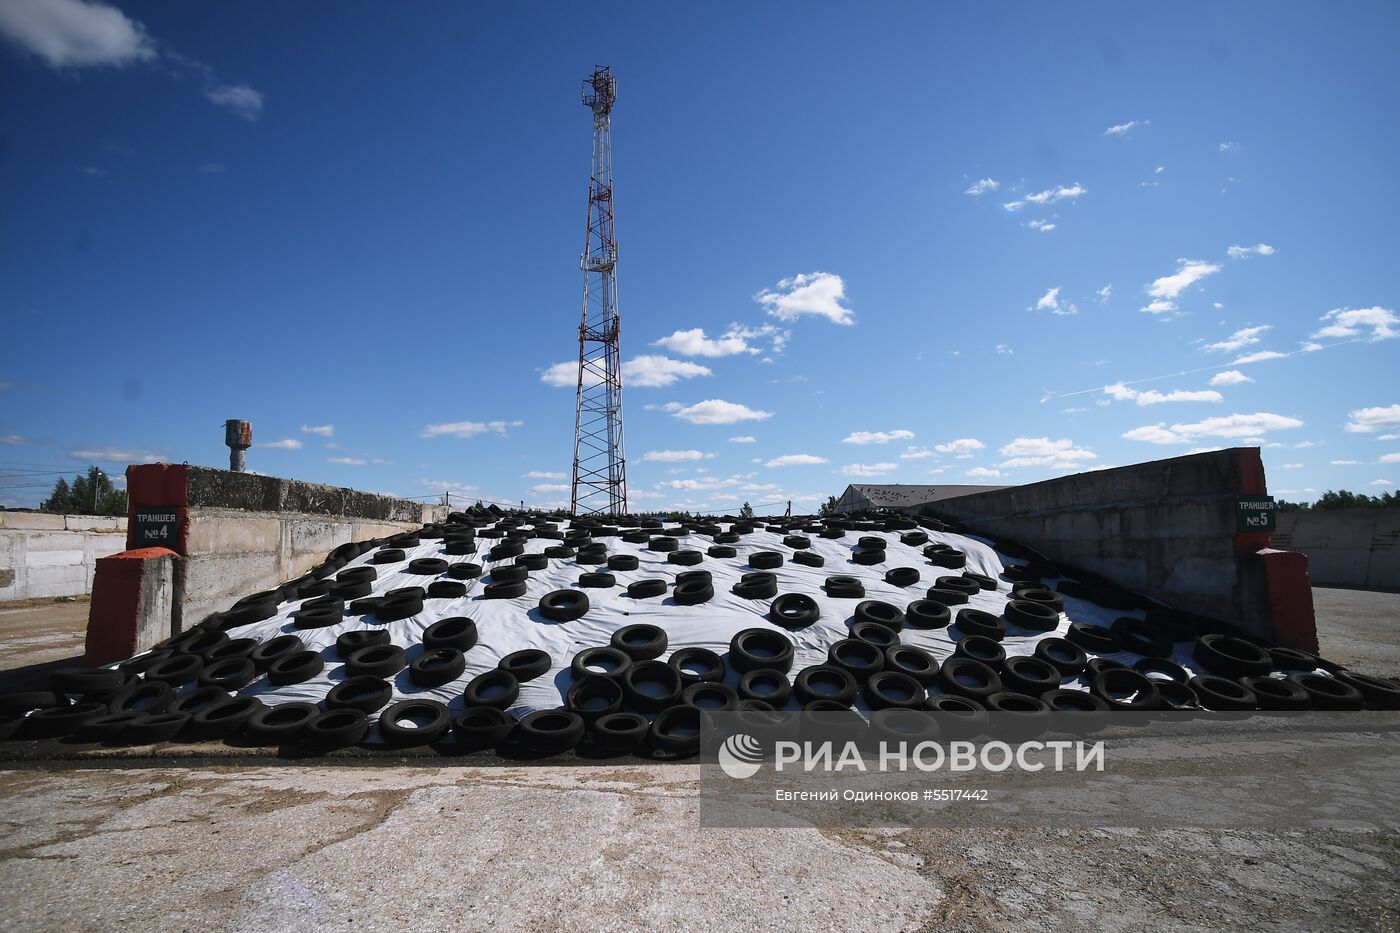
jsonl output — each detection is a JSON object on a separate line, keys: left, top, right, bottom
{"left": 1097, "top": 284, "right": 1112, "bottom": 303}
{"left": 420, "top": 419, "right": 522, "bottom": 439}
{"left": 995, "top": 344, "right": 1014, "bottom": 355}
{"left": 728, "top": 436, "right": 755, "bottom": 443}
{"left": 899, "top": 447, "right": 935, "bottom": 460}
{"left": 531, "top": 483, "right": 570, "bottom": 494}
{"left": 69, "top": 446, "right": 162, "bottom": 463}
{"left": 1310, "top": 307, "right": 1398, "bottom": 342}
{"left": 965, "top": 466, "right": 1002, "bottom": 479}
{"left": 642, "top": 450, "right": 711, "bottom": 462}
{"left": 0, "top": 434, "right": 32, "bottom": 446}
{"left": 1209, "top": 370, "right": 1253, "bottom": 386}
{"left": 257, "top": 438, "right": 303, "bottom": 450}
{"left": 541, "top": 356, "right": 712, "bottom": 389}
{"left": 1232, "top": 350, "right": 1287, "bottom": 365}
{"left": 1031, "top": 286, "right": 1077, "bottom": 316}
{"left": 934, "top": 438, "right": 986, "bottom": 458}
{"left": 996, "top": 437, "right": 1097, "bottom": 470}
{"left": 204, "top": 83, "right": 263, "bottom": 120}
{"left": 1139, "top": 259, "right": 1222, "bottom": 314}
{"left": 841, "top": 462, "right": 898, "bottom": 477}
{"left": 1227, "top": 243, "right": 1276, "bottom": 259}
{"left": 1344, "top": 404, "right": 1400, "bottom": 434}
{"left": 1122, "top": 411, "right": 1304, "bottom": 444}
{"left": 0, "top": 0, "right": 155, "bottom": 68}
{"left": 1111, "top": 386, "right": 1224, "bottom": 406}
{"left": 1002, "top": 184, "right": 1086, "bottom": 212}
{"left": 766, "top": 454, "right": 828, "bottom": 468}
{"left": 327, "top": 456, "right": 366, "bottom": 466}
{"left": 301, "top": 424, "right": 335, "bottom": 437}
{"left": 671, "top": 399, "right": 773, "bottom": 425}
{"left": 842, "top": 429, "right": 915, "bottom": 445}
{"left": 755, "top": 272, "right": 855, "bottom": 325}
{"left": 1027, "top": 219, "right": 1056, "bottom": 233}
{"left": 1204, "top": 325, "right": 1270, "bottom": 353}
{"left": 653, "top": 327, "right": 759, "bottom": 357}
{"left": 1104, "top": 119, "right": 1148, "bottom": 136}
{"left": 964, "top": 178, "right": 1000, "bottom": 196}
{"left": 1378, "top": 453, "right": 1400, "bottom": 464}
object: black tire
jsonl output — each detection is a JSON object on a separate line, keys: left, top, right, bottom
{"left": 769, "top": 593, "right": 820, "bottom": 629}
{"left": 167, "top": 685, "right": 231, "bottom": 718}
{"left": 1156, "top": 680, "right": 1202, "bottom": 710}
{"left": 899, "top": 531, "right": 929, "bottom": 547}
{"left": 423, "top": 617, "right": 478, "bottom": 651}
{"left": 793, "top": 665, "right": 858, "bottom": 706}
{"left": 1083, "top": 658, "right": 1129, "bottom": 681}
{"left": 783, "top": 535, "right": 811, "bottom": 549}
{"left": 337, "top": 629, "right": 391, "bottom": 660}
{"left": 539, "top": 589, "right": 590, "bottom": 622}
{"left": 904, "top": 600, "right": 951, "bottom": 630}
{"left": 667, "top": 549, "right": 703, "bottom": 567}
{"left": 106, "top": 681, "right": 174, "bottom": 715}
{"left": 373, "top": 548, "right": 406, "bottom": 564}
{"left": 1194, "top": 634, "right": 1272, "bottom": 678}
{"left": 517, "top": 553, "right": 549, "bottom": 571}
{"left": 579, "top": 572, "right": 617, "bottom": 588}
{"left": 857, "top": 536, "right": 887, "bottom": 551}
{"left": 377, "top": 699, "right": 451, "bottom": 747}
{"left": 827, "top": 638, "right": 884, "bottom": 682}
{"left": 303, "top": 709, "right": 370, "bottom": 750}
{"left": 863, "top": 671, "right": 926, "bottom": 711}
{"left": 1015, "top": 588, "right": 1066, "bottom": 614}
{"left": 591, "top": 712, "right": 649, "bottom": 752}
{"left": 854, "top": 599, "right": 904, "bottom": 631}
{"left": 345, "top": 644, "right": 406, "bottom": 679}
{"left": 23, "top": 702, "right": 110, "bottom": 739}
{"left": 490, "top": 541, "right": 525, "bottom": 560}
{"left": 198, "top": 657, "right": 257, "bottom": 691}
{"left": 1034, "top": 638, "right": 1088, "bottom": 678}
{"left": 1334, "top": 671, "right": 1400, "bottom": 709}
{"left": 207, "top": 638, "right": 260, "bottom": 663}
{"left": 1240, "top": 675, "right": 1310, "bottom": 710}
{"left": 1286, "top": 673, "right": 1364, "bottom": 710}
{"left": 144, "top": 654, "right": 204, "bottom": 687}
{"left": 483, "top": 580, "right": 527, "bottom": 599}
{"left": 748, "top": 551, "right": 783, "bottom": 570}
{"left": 325, "top": 676, "right": 393, "bottom": 714}
{"left": 1066, "top": 622, "right": 1120, "bottom": 653}
{"left": 937, "top": 658, "right": 1002, "bottom": 702}
{"left": 567, "top": 675, "right": 624, "bottom": 721}
{"left": 884, "top": 645, "right": 939, "bottom": 686}
{"left": 729, "top": 629, "right": 795, "bottom": 674}
{"left": 519, "top": 710, "right": 587, "bottom": 755}
{"left": 792, "top": 550, "right": 825, "bottom": 568}
{"left": 708, "top": 545, "right": 738, "bottom": 558}
{"left": 824, "top": 575, "right": 866, "bottom": 599}
{"left": 377, "top": 592, "right": 425, "bottom": 620}
{"left": 463, "top": 669, "right": 520, "bottom": 710}
{"left": 626, "top": 579, "right": 667, "bottom": 600}
{"left": 409, "top": 648, "right": 467, "bottom": 687}
{"left": 1004, "top": 600, "right": 1059, "bottom": 632}
{"left": 852, "top": 549, "right": 884, "bottom": 566}
{"left": 926, "top": 547, "right": 967, "bottom": 570}
{"left": 1090, "top": 669, "right": 1162, "bottom": 711}
{"left": 737, "top": 669, "right": 792, "bottom": 707}
{"left": 1187, "top": 674, "right": 1258, "bottom": 711}
{"left": 667, "top": 647, "right": 725, "bottom": 685}
{"left": 1042, "top": 689, "right": 1110, "bottom": 714}
{"left": 188, "top": 696, "right": 265, "bottom": 740}
{"left": 924, "top": 587, "right": 968, "bottom": 607}
{"left": 850, "top": 620, "right": 900, "bottom": 650}
{"left": 179, "top": 630, "right": 231, "bottom": 659}
{"left": 673, "top": 578, "right": 715, "bottom": 605}
{"left": 123, "top": 712, "right": 191, "bottom": 744}
{"left": 1109, "top": 618, "right": 1171, "bottom": 657}
{"left": 884, "top": 567, "right": 921, "bottom": 588}
{"left": 1267, "top": 646, "right": 1322, "bottom": 672}
{"left": 118, "top": 652, "right": 173, "bottom": 677}
{"left": 50, "top": 668, "right": 126, "bottom": 697}
{"left": 246, "top": 702, "right": 319, "bottom": 743}
{"left": 1133, "top": 656, "right": 1189, "bottom": 684}
{"left": 936, "top": 576, "right": 981, "bottom": 597}
{"left": 76, "top": 710, "right": 149, "bottom": 742}
{"left": 337, "top": 566, "right": 378, "bottom": 585}
{"left": 647, "top": 706, "right": 701, "bottom": 756}
{"left": 682, "top": 681, "right": 739, "bottom": 712}
{"left": 1000, "top": 656, "right": 1062, "bottom": 696}
{"left": 447, "top": 563, "right": 483, "bottom": 580}
{"left": 963, "top": 573, "right": 996, "bottom": 592}
{"left": 330, "top": 579, "right": 373, "bottom": 600}
{"left": 452, "top": 707, "right": 517, "bottom": 751}
{"left": 732, "top": 572, "right": 778, "bottom": 599}
{"left": 348, "top": 597, "right": 387, "bottom": 616}
{"left": 607, "top": 554, "right": 640, "bottom": 571}
{"left": 612, "top": 624, "right": 668, "bottom": 660}
{"left": 571, "top": 647, "right": 632, "bottom": 682}
{"left": 427, "top": 580, "right": 467, "bottom": 599}
{"left": 954, "top": 608, "right": 1006, "bottom": 640}
{"left": 499, "top": 649, "right": 552, "bottom": 682}
{"left": 953, "top": 635, "right": 1006, "bottom": 672}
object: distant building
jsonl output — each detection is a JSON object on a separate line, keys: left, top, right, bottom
{"left": 834, "top": 483, "right": 1007, "bottom": 514}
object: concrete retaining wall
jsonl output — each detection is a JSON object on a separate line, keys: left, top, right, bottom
{"left": 0, "top": 513, "right": 129, "bottom": 602}
{"left": 1271, "top": 509, "right": 1400, "bottom": 590}
{"left": 928, "top": 448, "right": 1310, "bottom": 647}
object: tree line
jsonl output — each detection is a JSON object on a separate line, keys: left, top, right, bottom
{"left": 1277, "top": 489, "right": 1398, "bottom": 512}
{"left": 39, "top": 467, "right": 128, "bottom": 516}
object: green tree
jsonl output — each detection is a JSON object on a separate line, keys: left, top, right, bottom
{"left": 739, "top": 501, "right": 754, "bottom": 519}
{"left": 818, "top": 495, "right": 839, "bottom": 517}
{"left": 41, "top": 467, "right": 127, "bottom": 516}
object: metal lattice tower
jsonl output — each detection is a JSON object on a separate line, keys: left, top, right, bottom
{"left": 570, "top": 66, "right": 628, "bottom": 516}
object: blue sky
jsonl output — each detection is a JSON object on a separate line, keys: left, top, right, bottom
{"left": 2, "top": 0, "right": 1397, "bottom": 513}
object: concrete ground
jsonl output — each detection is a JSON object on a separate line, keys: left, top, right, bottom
{"left": 1, "top": 591, "right": 1398, "bottom": 931}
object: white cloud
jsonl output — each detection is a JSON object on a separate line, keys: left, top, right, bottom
{"left": 672, "top": 399, "right": 773, "bottom": 425}
{"left": 1371, "top": 479, "right": 1394, "bottom": 487}
{"left": 1034, "top": 287, "right": 1059, "bottom": 311}
{"left": 841, "top": 462, "right": 898, "bottom": 477}
{"left": 1209, "top": 370, "right": 1253, "bottom": 386}
{"left": 1232, "top": 350, "right": 1287, "bottom": 365}
{"left": 1186, "top": 446, "right": 1224, "bottom": 454}
{"left": 652, "top": 327, "right": 758, "bottom": 358}
{"left": 624, "top": 355, "right": 712, "bottom": 388}
{"left": 1330, "top": 460, "right": 1359, "bottom": 465}
{"left": 995, "top": 343, "right": 1014, "bottom": 355}
{"left": 540, "top": 361, "right": 589, "bottom": 388}
{"left": 327, "top": 456, "right": 366, "bottom": 466}
{"left": 934, "top": 438, "right": 985, "bottom": 458}
{"left": 755, "top": 272, "right": 855, "bottom": 325}
{"left": 1155, "top": 165, "right": 1165, "bottom": 174}
{"left": 1382, "top": 435, "right": 1400, "bottom": 441}
{"left": 1310, "top": 307, "right": 1398, "bottom": 342}
{"left": 531, "top": 483, "right": 570, "bottom": 495}
{"left": 257, "top": 438, "right": 303, "bottom": 450}
{"left": 728, "top": 436, "right": 755, "bottom": 443}
{"left": 204, "top": 83, "right": 263, "bottom": 120}
{"left": 766, "top": 454, "right": 827, "bottom": 468}
{"left": 965, "top": 466, "right": 1002, "bottom": 479}
{"left": 1204, "top": 325, "right": 1271, "bottom": 353}
{"left": 899, "top": 446, "right": 936, "bottom": 460}
{"left": 996, "top": 437, "right": 1097, "bottom": 469}
{"left": 1096, "top": 284, "right": 1112, "bottom": 303}
{"left": 842, "top": 429, "right": 915, "bottom": 445}
{"left": 0, "top": 434, "right": 32, "bottom": 446}
{"left": 1102, "top": 384, "right": 1220, "bottom": 406}
{"left": 1281, "top": 463, "right": 1303, "bottom": 469}
{"left": 1104, "top": 119, "right": 1148, "bottom": 136}
{"left": 301, "top": 424, "right": 335, "bottom": 437}
{"left": 1122, "top": 411, "right": 1304, "bottom": 444}
{"left": 523, "top": 471, "right": 566, "bottom": 479}
{"left": 1227, "top": 243, "right": 1276, "bottom": 259}
{"left": 642, "top": 450, "right": 711, "bottom": 462}
{"left": 1139, "top": 259, "right": 1222, "bottom": 314}
{"left": 1344, "top": 405, "right": 1400, "bottom": 434}
{"left": 1002, "top": 184, "right": 1086, "bottom": 212}
{"left": 1220, "top": 142, "right": 1240, "bottom": 152}
{"left": 964, "top": 178, "right": 1000, "bottom": 196}
{"left": 69, "top": 446, "right": 162, "bottom": 463}
{"left": 0, "top": 0, "right": 155, "bottom": 68}
{"left": 1027, "top": 219, "right": 1056, "bottom": 233}
{"left": 420, "top": 419, "right": 522, "bottom": 439}
{"left": 1379, "top": 453, "right": 1400, "bottom": 464}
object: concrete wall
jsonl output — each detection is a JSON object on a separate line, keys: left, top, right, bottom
{"left": 0, "top": 513, "right": 129, "bottom": 602}
{"left": 1271, "top": 508, "right": 1400, "bottom": 590}
{"left": 927, "top": 448, "right": 1298, "bottom": 645}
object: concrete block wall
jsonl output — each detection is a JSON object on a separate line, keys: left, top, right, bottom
{"left": 1271, "top": 508, "right": 1400, "bottom": 590}
{"left": 0, "top": 513, "right": 129, "bottom": 602}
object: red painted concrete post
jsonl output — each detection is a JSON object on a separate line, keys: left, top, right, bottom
{"left": 1232, "top": 447, "right": 1319, "bottom": 651}
{"left": 84, "top": 546, "right": 179, "bottom": 667}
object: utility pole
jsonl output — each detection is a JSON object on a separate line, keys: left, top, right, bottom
{"left": 569, "top": 66, "right": 628, "bottom": 517}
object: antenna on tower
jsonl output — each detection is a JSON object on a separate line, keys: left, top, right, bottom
{"left": 570, "top": 66, "right": 628, "bottom": 516}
